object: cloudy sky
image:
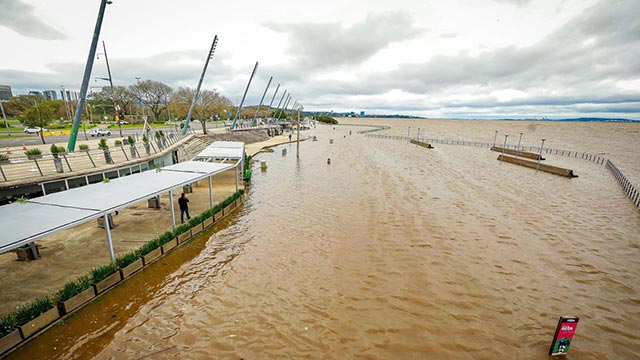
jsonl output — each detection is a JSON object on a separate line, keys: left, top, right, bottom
{"left": 0, "top": 0, "right": 638, "bottom": 119}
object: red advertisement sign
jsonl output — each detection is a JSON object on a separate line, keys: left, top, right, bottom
{"left": 549, "top": 316, "right": 579, "bottom": 356}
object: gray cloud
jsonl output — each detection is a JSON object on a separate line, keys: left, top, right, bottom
{"left": 265, "top": 11, "right": 424, "bottom": 70}
{"left": 493, "top": 0, "right": 533, "bottom": 7}
{"left": 0, "top": 0, "right": 66, "bottom": 39}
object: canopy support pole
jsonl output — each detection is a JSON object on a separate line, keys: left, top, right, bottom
{"left": 235, "top": 163, "right": 239, "bottom": 192}
{"left": 169, "top": 190, "right": 176, "bottom": 231}
{"left": 209, "top": 176, "right": 213, "bottom": 209}
{"left": 104, "top": 214, "right": 115, "bottom": 263}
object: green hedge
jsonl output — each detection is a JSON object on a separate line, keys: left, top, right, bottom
{"left": 315, "top": 115, "right": 338, "bottom": 124}
{"left": 0, "top": 189, "right": 245, "bottom": 339}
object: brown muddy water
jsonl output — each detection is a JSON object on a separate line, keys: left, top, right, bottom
{"left": 9, "top": 121, "right": 640, "bottom": 359}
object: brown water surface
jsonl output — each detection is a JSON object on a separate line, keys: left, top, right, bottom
{"left": 9, "top": 120, "right": 640, "bottom": 359}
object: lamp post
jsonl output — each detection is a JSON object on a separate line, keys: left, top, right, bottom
{"left": 536, "top": 139, "right": 546, "bottom": 174}
{"left": 516, "top": 132, "right": 523, "bottom": 157}
{"left": 493, "top": 130, "right": 498, "bottom": 148}
{"left": 501, "top": 134, "right": 508, "bottom": 162}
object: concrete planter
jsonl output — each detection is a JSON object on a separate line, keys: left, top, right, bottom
{"left": 92, "top": 272, "right": 122, "bottom": 294}
{"left": 177, "top": 230, "right": 192, "bottom": 244}
{"left": 214, "top": 211, "right": 223, "bottom": 222}
{"left": 161, "top": 239, "right": 178, "bottom": 254}
{"left": 0, "top": 330, "right": 21, "bottom": 356}
{"left": 203, "top": 217, "right": 213, "bottom": 229}
{"left": 18, "top": 307, "right": 59, "bottom": 339}
{"left": 182, "top": 184, "right": 193, "bottom": 194}
{"left": 141, "top": 247, "right": 162, "bottom": 265}
{"left": 27, "top": 154, "right": 43, "bottom": 160}
{"left": 192, "top": 222, "right": 204, "bottom": 235}
{"left": 57, "top": 287, "right": 95, "bottom": 315}
{"left": 119, "top": 258, "right": 143, "bottom": 279}
{"left": 147, "top": 196, "right": 160, "bottom": 209}
{"left": 223, "top": 204, "right": 233, "bottom": 216}
{"left": 53, "top": 157, "right": 64, "bottom": 173}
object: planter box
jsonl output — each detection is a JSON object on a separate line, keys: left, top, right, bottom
{"left": 27, "top": 154, "right": 43, "bottom": 160}
{"left": 58, "top": 287, "right": 95, "bottom": 315}
{"left": 119, "top": 258, "right": 143, "bottom": 279}
{"left": 192, "top": 222, "right": 204, "bottom": 235}
{"left": 92, "top": 272, "right": 122, "bottom": 294}
{"left": 182, "top": 184, "right": 193, "bottom": 194}
{"left": 0, "top": 159, "right": 10, "bottom": 165}
{"left": 177, "top": 230, "right": 192, "bottom": 244}
{"left": 142, "top": 247, "right": 162, "bottom": 265}
{"left": 203, "top": 217, "right": 213, "bottom": 229}
{"left": 224, "top": 205, "right": 233, "bottom": 216}
{"left": 147, "top": 196, "right": 160, "bottom": 209}
{"left": 18, "top": 307, "right": 58, "bottom": 339}
{"left": 214, "top": 211, "right": 223, "bottom": 221}
{"left": 161, "top": 239, "right": 178, "bottom": 254}
{"left": 0, "top": 330, "right": 21, "bottom": 356}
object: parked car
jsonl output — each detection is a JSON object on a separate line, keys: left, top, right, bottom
{"left": 24, "top": 127, "right": 48, "bottom": 134}
{"left": 89, "top": 128, "right": 112, "bottom": 137}
{"left": 117, "top": 120, "right": 129, "bottom": 125}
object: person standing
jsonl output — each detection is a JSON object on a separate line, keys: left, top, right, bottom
{"left": 178, "top": 193, "right": 190, "bottom": 223}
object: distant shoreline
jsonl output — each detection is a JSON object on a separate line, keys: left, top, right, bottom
{"left": 335, "top": 116, "right": 640, "bottom": 123}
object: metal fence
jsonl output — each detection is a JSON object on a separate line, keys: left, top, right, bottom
{"left": 0, "top": 128, "right": 196, "bottom": 183}
{"left": 364, "top": 133, "right": 639, "bottom": 209}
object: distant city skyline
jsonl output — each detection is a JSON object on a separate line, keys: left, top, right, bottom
{"left": 0, "top": 0, "right": 638, "bottom": 119}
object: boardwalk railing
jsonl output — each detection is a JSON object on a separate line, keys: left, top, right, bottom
{"left": 606, "top": 160, "right": 640, "bottom": 208}
{"left": 365, "top": 133, "right": 639, "bottom": 209}
{"left": 0, "top": 128, "right": 196, "bottom": 184}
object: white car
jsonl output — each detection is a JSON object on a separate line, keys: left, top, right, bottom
{"left": 24, "top": 127, "right": 47, "bottom": 134}
{"left": 89, "top": 128, "right": 112, "bottom": 137}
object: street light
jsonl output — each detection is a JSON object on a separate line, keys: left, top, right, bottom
{"left": 536, "top": 139, "right": 546, "bottom": 174}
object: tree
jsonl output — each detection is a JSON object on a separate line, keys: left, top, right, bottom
{"left": 2, "top": 94, "right": 44, "bottom": 117}
{"left": 170, "top": 87, "right": 232, "bottom": 134}
{"left": 129, "top": 80, "right": 172, "bottom": 123}
{"left": 22, "top": 100, "right": 61, "bottom": 144}
{"left": 88, "top": 86, "right": 137, "bottom": 116}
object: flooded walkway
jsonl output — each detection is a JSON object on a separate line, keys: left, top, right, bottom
{"left": 10, "top": 122, "right": 640, "bottom": 359}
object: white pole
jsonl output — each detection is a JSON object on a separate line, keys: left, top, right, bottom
{"left": 235, "top": 163, "right": 239, "bottom": 192}
{"left": 104, "top": 214, "right": 115, "bottom": 263}
{"left": 169, "top": 190, "right": 176, "bottom": 230}
{"left": 493, "top": 130, "right": 498, "bottom": 147}
{"left": 416, "top": 128, "right": 420, "bottom": 140}
{"left": 208, "top": 176, "right": 213, "bottom": 210}
{"left": 536, "top": 139, "right": 546, "bottom": 174}
{"left": 407, "top": 127, "right": 411, "bottom": 143}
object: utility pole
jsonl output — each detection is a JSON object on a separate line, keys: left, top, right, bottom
{"left": 252, "top": 76, "right": 272, "bottom": 125}
{"left": 231, "top": 61, "right": 259, "bottom": 130}
{"left": 100, "top": 41, "right": 121, "bottom": 137}
{"left": 184, "top": 35, "right": 218, "bottom": 135}
{"left": 68, "top": 0, "right": 111, "bottom": 152}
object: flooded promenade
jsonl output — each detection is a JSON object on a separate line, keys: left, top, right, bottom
{"left": 9, "top": 120, "right": 640, "bottom": 359}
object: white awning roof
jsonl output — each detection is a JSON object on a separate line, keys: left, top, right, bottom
{"left": 0, "top": 161, "right": 234, "bottom": 253}
{"left": 209, "top": 141, "right": 244, "bottom": 149}
{"left": 194, "top": 147, "right": 244, "bottom": 160}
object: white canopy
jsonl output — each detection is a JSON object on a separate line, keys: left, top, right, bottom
{"left": 193, "top": 141, "right": 245, "bottom": 173}
{"left": 0, "top": 161, "right": 234, "bottom": 253}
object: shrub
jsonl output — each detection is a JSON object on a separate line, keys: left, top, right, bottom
{"left": 57, "top": 275, "right": 91, "bottom": 302}
{"left": 175, "top": 223, "right": 191, "bottom": 236}
{"left": 25, "top": 148, "right": 42, "bottom": 156}
{"left": 78, "top": 144, "right": 89, "bottom": 151}
{"left": 115, "top": 252, "right": 139, "bottom": 269}
{"left": 0, "top": 154, "right": 9, "bottom": 161}
{"left": 13, "top": 297, "right": 54, "bottom": 326}
{"left": 127, "top": 136, "right": 135, "bottom": 145}
{"left": 157, "top": 231, "right": 175, "bottom": 246}
{"left": 136, "top": 237, "right": 163, "bottom": 257}
{"left": 50, "top": 144, "right": 65, "bottom": 154}
{"left": 90, "top": 263, "right": 116, "bottom": 283}
{"left": 315, "top": 115, "right": 338, "bottom": 124}
{"left": 142, "top": 134, "right": 149, "bottom": 143}
{"left": 114, "top": 140, "right": 122, "bottom": 146}
{"left": 0, "top": 313, "right": 16, "bottom": 337}
{"left": 155, "top": 131, "right": 162, "bottom": 139}
{"left": 98, "top": 138, "right": 108, "bottom": 149}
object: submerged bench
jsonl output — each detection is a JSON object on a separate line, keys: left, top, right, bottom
{"left": 410, "top": 139, "right": 434, "bottom": 149}
{"left": 497, "top": 155, "right": 577, "bottom": 178}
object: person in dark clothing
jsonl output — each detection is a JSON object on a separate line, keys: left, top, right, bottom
{"left": 178, "top": 193, "right": 190, "bottom": 223}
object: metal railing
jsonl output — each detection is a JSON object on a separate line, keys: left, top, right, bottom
{"left": 364, "top": 133, "right": 639, "bottom": 209}
{"left": 0, "top": 129, "right": 194, "bottom": 183}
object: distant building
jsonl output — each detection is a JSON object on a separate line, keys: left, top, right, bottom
{"left": 43, "top": 90, "right": 58, "bottom": 100}
{"left": 360, "top": 111, "right": 365, "bottom": 117}
{"left": 29, "top": 91, "right": 42, "bottom": 96}
{"left": 0, "top": 85, "right": 13, "bottom": 100}
{"left": 60, "top": 89, "right": 79, "bottom": 102}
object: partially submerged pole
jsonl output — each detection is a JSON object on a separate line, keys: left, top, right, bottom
{"left": 516, "top": 132, "right": 523, "bottom": 157}
{"left": 68, "top": 0, "right": 111, "bottom": 152}
{"left": 501, "top": 135, "right": 509, "bottom": 163}
{"left": 264, "top": 83, "right": 280, "bottom": 123}
{"left": 493, "top": 130, "right": 498, "bottom": 148}
{"left": 208, "top": 176, "right": 213, "bottom": 210}
{"left": 297, "top": 104, "right": 302, "bottom": 159}
{"left": 184, "top": 36, "right": 218, "bottom": 135}
{"left": 536, "top": 139, "right": 546, "bottom": 174}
